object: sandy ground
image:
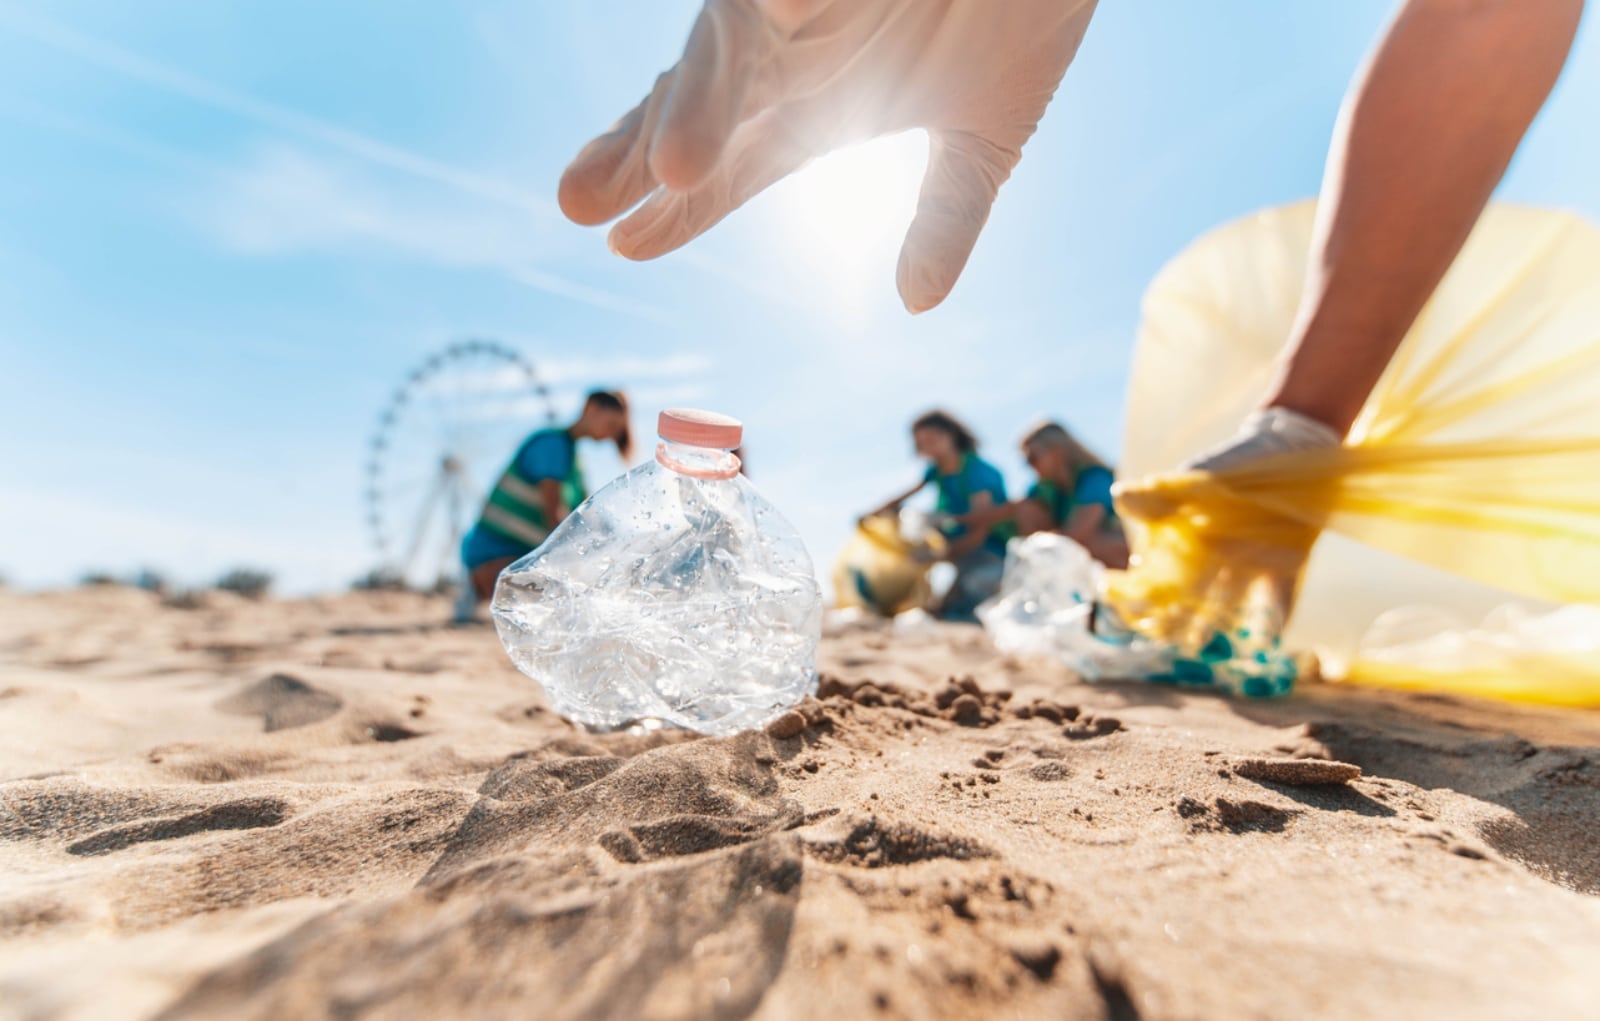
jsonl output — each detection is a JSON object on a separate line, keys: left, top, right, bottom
{"left": 1, "top": 586, "right": 1597, "bottom": 1020}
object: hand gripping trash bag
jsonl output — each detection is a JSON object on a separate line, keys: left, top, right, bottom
{"left": 1110, "top": 201, "right": 1600, "bottom": 706}
{"left": 832, "top": 515, "right": 934, "bottom": 617}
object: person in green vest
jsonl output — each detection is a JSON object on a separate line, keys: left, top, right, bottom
{"left": 461, "top": 389, "right": 632, "bottom": 600}
{"left": 961, "top": 421, "right": 1129, "bottom": 569}
{"left": 864, "top": 409, "right": 1011, "bottom": 621}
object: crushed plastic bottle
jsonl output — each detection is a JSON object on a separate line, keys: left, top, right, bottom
{"left": 978, "top": 533, "right": 1300, "bottom": 697}
{"left": 978, "top": 534, "right": 1176, "bottom": 681}
{"left": 492, "top": 408, "right": 823, "bottom": 736}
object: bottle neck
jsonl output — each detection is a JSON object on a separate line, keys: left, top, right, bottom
{"left": 656, "top": 440, "right": 741, "bottom": 480}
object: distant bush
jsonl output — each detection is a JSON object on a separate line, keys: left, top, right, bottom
{"left": 429, "top": 574, "right": 460, "bottom": 596}
{"left": 351, "top": 569, "right": 406, "bottom": 592}
{"left": 79, "top": 570, "right": 121, "bottom": 587}
{"left": 132, "top": 568, "right": 170, "bottom": 593}
{"left": 215, "top": 567, "right": 274, "bottom": 599}
{"left": 162, "top": 589, "right": 210, "bottom": 610}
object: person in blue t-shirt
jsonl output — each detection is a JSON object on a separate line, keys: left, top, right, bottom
{"left": 864, "top": 409, "right": 1011, "bottom": 621}
{"left": 961, "top": 421, "right": 1128, "bottom": 568}
{"left": 461, "top": 389, "right": 632, "bottom": 600}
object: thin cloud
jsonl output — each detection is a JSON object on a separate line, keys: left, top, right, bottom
{"left": 0, "top": 11, "right": 672, "bottom": 319}
{"left": 625, "top": 381, "right": 712, "bottom": 406}
{"left": 455, "top": 381, "right": 710, "bottom": 423}
{"left": 0, "top": 8, "right": 559, "bottom": 220}
{"left": 437, "top": 356, "right": 715, "bottom": 424}
{"left": 0, "top": 9, "right": 838, "bottom": 318}
{"left": 504, "top": 267, "right": 671, "bottom": 323}
{"left": 413, "top": 352, "right": 711, "bottom": 396}
{"left": 0, "top": 94, "right": 226, "bottom": 177}
{"left": 674, "top": 249, "right": 812, "bottom": 313}
{"left": 538, "top": 352, "right": 713, "bottom": 385}
{"left": 204, "top": 145, "right": 671, "bottom": 321}
{"left": 0, "top": 101, "right": 659, "bottom": 322}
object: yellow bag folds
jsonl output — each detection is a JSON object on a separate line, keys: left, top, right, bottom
{"left": 1112, "top": 202, "right": 1600, "bottom": 706}
{"left": 831, "top": 516, "right": 933, "bottom": 617}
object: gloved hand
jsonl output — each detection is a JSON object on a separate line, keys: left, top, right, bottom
{"left": 1184, "top": 407, "right": 1342, "bottom": 474}
{"left": 924, "top": 512, "right": 959, "bottom": 533}
{"left": 558, "top": 0, "right": 1100, "bottom": 313}
{"left": 1110, "top": 407, "right": 1343, "bottom": 661}
{"left": 1116, "top": 408, "right": 1342, "bottom": 522}
{"left": 910, "top": 545, "right": 941, "bottom": 566}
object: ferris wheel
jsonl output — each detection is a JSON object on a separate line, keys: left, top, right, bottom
{"left": 363, "top": 340, "right": 556, "bottom": 591}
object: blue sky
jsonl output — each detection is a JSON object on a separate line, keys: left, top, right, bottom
{"left": 3, "top": 1, "right": 1598, "bottom": 593}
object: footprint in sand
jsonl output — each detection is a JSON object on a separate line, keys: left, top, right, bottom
{"left": 798, "top": 812, "right": 995, "bottom": 868}
{"left": 1175, "top": 794, "right": 1298, "bottom": 834}
{"left": 158, "top": 734, "right": 810, "bottom": 1021}
{"left": 215, "top": 673, "right": 342, "bottom": 733}
{"left": 66, "top": 798, "right": 289, "bottom": 856}
{"left": 0, "top": 779, "right": 248, "bottom": 843}
{"left": 423, "top": 733, "right": 805, "bottom": 880}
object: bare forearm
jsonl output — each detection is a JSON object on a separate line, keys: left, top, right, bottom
{"left": 944, "top": 530, "right": 986, "bottom": 561}
{"left": 539, "top": 480, "right": 568, "bottom": 527}
{"left": 867, "top": 483, "right": 924, "bottom": 520}
{"left": 1063, "top": 504, "right": 1106, "bottom": 544}
{"left": 960, "top": 499, "right": 1022, "bottom": 533}
{"left": 1269, "top": 0, "right": 1583, "bottom": 432}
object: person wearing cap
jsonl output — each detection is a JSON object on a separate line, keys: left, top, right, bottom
{"left": 865, "top": 410, "right": 1011, "bottom": 621}
{"left": 961, "top": 421, "right": 1129, "bottom": 568}
{"left": 461, "top": 389, "right": 632, "bottom": 601}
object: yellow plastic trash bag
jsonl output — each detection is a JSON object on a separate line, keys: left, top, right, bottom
{"left": 1353, "top": 604, "right": 1600, "bottom": 709}
{"left": 832, "top": 516, "right": 933, "bottom": 617}
{"left": 1114, "top": 201, "right": 1600, "bottom": 706}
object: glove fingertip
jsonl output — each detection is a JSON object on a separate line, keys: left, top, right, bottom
{"left": 558, "top": 162, "right": 614, "bottom": 227}
{"left": 895, "top": 247, "right": 955, "bottom": 315}
{"left": 559, "top": 111, "right": 655, "bottom": 226}
{"left": 606, "top": 223, "right": 649, "bottom": 261}
{"left": 608, "top": 206, "right": 683, "bottom": 262}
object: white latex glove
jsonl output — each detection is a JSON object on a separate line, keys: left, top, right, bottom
{"left": 1117, "top": 408, "right": 1342, "bottom": 521}
{"left": 1110, "top": 407, "right": 1343, "bottom": 652}
{"left": 558, "top": 0, "right": 1099, "bottom": 313}
{"left": 1184, "top": 408, "right": 1342, "bottom": 474}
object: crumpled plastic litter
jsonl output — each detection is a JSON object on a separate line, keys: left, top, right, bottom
{"left": 978, "top": 534, "right": 1172, "bottom": 680}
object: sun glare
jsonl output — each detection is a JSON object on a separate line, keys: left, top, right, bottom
{"left": 764, "top": 131, "right": 929, "bottom": 310}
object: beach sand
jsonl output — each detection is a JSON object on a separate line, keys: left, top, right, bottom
{"left": 2, "top": 586, "right": 1597, "bottom": 1020}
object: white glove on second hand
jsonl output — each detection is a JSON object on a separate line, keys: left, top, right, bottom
{"left": 1114, "top": 407, "right": 1343, "bottom": 526}
{"left": 558, "top": 0, "right": 1099, "bottom": 313}
{"left": 1184, "top": 408, "right": 1343, "bottom": 474}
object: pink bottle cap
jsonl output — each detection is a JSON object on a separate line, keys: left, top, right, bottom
{"left": 658, "top": 408, "right": 743, "bottom": 449}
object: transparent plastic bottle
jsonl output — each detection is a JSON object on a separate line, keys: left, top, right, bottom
{"left": 492, "top": 409, "right": 823, "bottom": 736}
